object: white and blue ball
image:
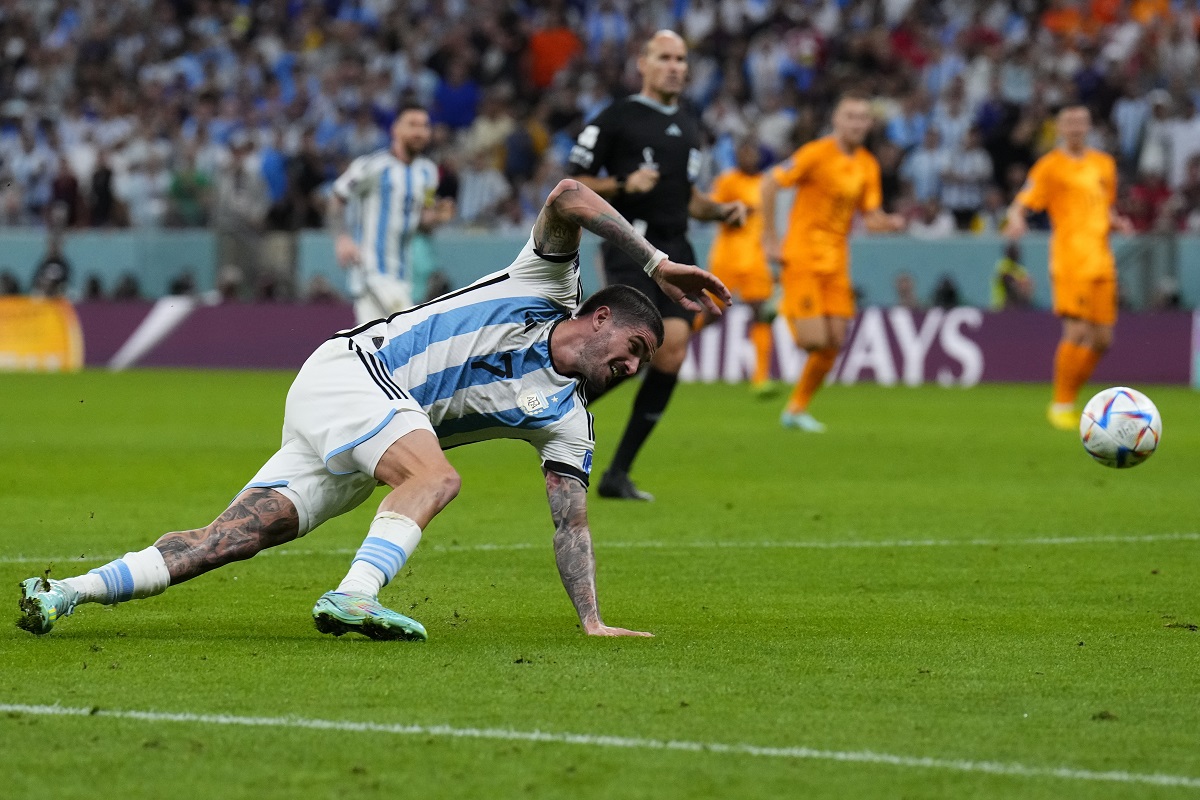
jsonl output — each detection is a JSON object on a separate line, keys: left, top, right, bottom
{"left": 1079, "top": 387, "right": 1162, "bottom": 469}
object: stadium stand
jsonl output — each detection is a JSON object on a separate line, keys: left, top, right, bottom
{"left": 0, "top": 0, "right": 1197, "bottom": 306}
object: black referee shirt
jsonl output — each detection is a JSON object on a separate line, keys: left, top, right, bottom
{"left": 567, "top": 95, "right": 702, "bottom": 239}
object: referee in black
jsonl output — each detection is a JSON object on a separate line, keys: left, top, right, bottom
{"left": 568, "top": 30, "right": 746, "bottom": 501}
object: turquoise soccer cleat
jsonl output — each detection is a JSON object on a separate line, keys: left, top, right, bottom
{"left": 312, "top": 591, "right": 427, "bottom": 641}
{"left": 781, "top": 410, "right": 827, "bottom": 433}
{"left": 17, "top": 577, "right": 80, "bottom": 635}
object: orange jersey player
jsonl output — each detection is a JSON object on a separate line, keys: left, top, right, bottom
{"left": 1005, "top": 105, "right": 1134, "bottom": 431}
{"left": 761, "top": 93, "right": 905, "bottom": 432}
{"left": 701, "top": 136, "right": 776, "bottom": 392}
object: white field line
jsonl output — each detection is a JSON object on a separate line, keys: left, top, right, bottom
{"left": 2, "top": 532, "right": 1197, "bottom": 566}
{"left": 0, "top": 703, "right": 1197, "bottom": 790}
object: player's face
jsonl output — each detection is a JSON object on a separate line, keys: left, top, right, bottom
{"left": 736, "top": 141, "right": 760, "bottom": 173}
{"left": 1058, "top": 107, "right": 1090, "bottom": 149}
{"left": 392, "top": 110, "right": 432, "bottom": 156}
{"left": 580, "top": 320, "right": 658, "bottom": 392}
{"left": 639, "top": 35, "right": 689, "bottom": 100}
{"left": 832, "top": 99, "right": 873, "bottom": 147}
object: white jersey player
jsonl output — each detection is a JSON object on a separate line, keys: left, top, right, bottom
{"left": 329, "top": 103, "right": 455, "bottom": 324}
{"left": 19, "top": 179, "right": 731, "bottom": 642}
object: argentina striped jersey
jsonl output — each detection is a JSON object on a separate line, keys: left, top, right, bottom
{"left": 335, "top": 236, "right": 594, "bottom": 485}
{"left": 332, "top": 149, "right": 439, "bottom": 283}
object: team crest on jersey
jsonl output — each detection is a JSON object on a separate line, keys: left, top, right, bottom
{"left": 666, "top": 123, "right": 682, "bottom": 137}
{"left": 519, "top": 391, "right": 549, "bottom": 415}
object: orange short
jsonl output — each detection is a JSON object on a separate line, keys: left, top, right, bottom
{"left": 780, "top": 269, "right": 855, "bottom": 320}
{"left": 711, "top": 259, "right": 774, "bottom": 303}
{"left": 1052, "top": 273, "right": 1117, "bottom": 326}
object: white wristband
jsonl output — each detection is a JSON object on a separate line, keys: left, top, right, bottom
{"left": 644, "top": 249, "right": 667, "bottom": 278}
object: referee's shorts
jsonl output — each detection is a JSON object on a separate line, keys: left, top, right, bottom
{"left": 600, "top": 233, "right": 697, "bottom": 323}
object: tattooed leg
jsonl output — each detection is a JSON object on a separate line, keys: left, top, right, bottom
{"left": 154, "top": 488, "right": 301, "bottom": 584}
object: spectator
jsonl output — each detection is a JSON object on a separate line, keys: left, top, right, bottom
{"left": 900, "top": 128, "right": 949, "bottom": 203}
{"left": 931, "top": 274, "right": 963, "bottom": 308}
{"left": 941, "top": 127, "right": 994, "bottom": 230}
{"left": 0, "top": 271, "right": 20, "bottom": 295}
{"left": 49, "top": 156, "right": 84, "bottom": 226}
{"left": 31, "top": 235, "right": 71, "bottom": 298}
{"left": 527, "top": 7, "right": 582, "bottom": 91}
{"left": 909, "top": 198, "right": 956, "bottom": 239}
{"left": 894, "top": 271, "right": 923, "bottom": 310}
{"left": 213, "top": 135, "right": 270, "bottom": 282}
{"left": 973, "top": 186, "right": 1009, "bottom": 233}
{"left": 168, "top": 148, "right": 213, "bottom": 227}
{"left": 88, "top": 149, "right": 120, "bottom": 227}
{"left": 456, "top": 149, "right": 511, "bottom": 226}
{"left": 886, "top": 91, "right": 931, "bottom": 153}
{"left": 463, "top": 88, "right": 517, "bottom": 167}
{"left": 1126, "top": 168, "right": 1172, "bottom": 232}
{"left": 432, "top": 59, "right": 481, "bottom": 132}
{"left": 990, "top": 243, "right": 1034, "bottom": 309}
{"left": 110, "top": 273, "right": 141, "bottom": 301}
{"left": 82, "top": 275, "right": 105, "bottom": 301}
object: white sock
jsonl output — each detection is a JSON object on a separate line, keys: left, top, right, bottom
{"left": 336, "top": 513, "right": 423, "bottom": 598}
{"left": 65, "top": 546, "right": 171, "bottom": 605}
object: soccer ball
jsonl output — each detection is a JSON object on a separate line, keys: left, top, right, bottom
{"left": 1079, "top": 387, "right": 1162, "bottom": 469}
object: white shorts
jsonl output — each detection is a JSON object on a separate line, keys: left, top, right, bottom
{"left": 243, "top": 338, "right": 434, "bottom": 535}
{"left": 351, "top": 269, "right": 414, "bottom": 325}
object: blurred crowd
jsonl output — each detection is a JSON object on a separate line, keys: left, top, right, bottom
{"left": 3, "top": 0, "right": 1200, "bottom": 240}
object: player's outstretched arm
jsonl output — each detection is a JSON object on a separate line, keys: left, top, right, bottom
{"left": 326, "top": 193, "right": 360, "bottom": 267}
{"left": 543, "top": 469, "right": 653, "bottom": 638}
{"left": 534, "top": 179, "right": 732, "bottom": 313}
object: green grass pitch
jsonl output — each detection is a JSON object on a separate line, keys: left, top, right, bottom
{"left": 1, "top": 370, "right": 1198, "bottom": 799}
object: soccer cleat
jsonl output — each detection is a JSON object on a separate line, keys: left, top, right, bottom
{"left": 597, "top": 470, "right": 655, "bottom": 501}
{"left": 312, "top": 591, "right": 427, "bottom": 641}
{"left": 1047, "top": 405, "right": 1078, "bottom": 431}
{"left": 750, "top": 381, "right": 780, "bottom": 399}
{"left": 781, "top": 410, "right": 826, "bottom": 433}
{"left": 17, "top": 577, "right": 80, "bottom": 635}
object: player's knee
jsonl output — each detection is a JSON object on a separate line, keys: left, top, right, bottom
{"left": 428, "top": 465, "right": 462, "bottom": 507}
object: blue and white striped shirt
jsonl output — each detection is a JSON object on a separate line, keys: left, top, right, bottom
{"left": 332, "top": 149, "right": 440, "bottom": 283}
{"left": 336, "top": 236, "right": 594, "bottom": 484}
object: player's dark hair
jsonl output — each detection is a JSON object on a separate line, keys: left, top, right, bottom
{"left": 837, "top": 90, "right": 872, "bottom": 106}
{"left": 577, "top": 285, "right": 665, "bottom": 346}
{"left": 395, "top": 102, "right": 429, "bottom": 119}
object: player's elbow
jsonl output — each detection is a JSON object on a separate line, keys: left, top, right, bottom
{"left": 548, "top": 179, "right": 583, "bottom": 207}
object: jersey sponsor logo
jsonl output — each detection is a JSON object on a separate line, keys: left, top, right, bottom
{"left": 665, "top": 123, "right": 682, "bottom": 137}
{"left": 519, "top": 390, "right": 550, "bottom": 415}
{"left": 569, "top": 144, "right": 594, "bottom": 168}
{"left": 577, "top": 125, "right": 600, "bottom": 149}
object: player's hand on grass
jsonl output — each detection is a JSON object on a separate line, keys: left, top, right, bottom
{"left": 335, "top": 233, "right": 361, "bottom": 268}
{"left": 652, "top": 258, "right": 732, "bottom": 315}
{"left": 584, "top": 622, "right": 654, "bottom": 637}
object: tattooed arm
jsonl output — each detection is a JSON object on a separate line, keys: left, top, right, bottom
{"left": 532, "top": 179, "right": 732, "bottom": 314}
{"left": 543, "top": 469, "right": 652, "bottom": 637}
{"left": 154, "top": 488, "right": 301, "bottom": 584}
